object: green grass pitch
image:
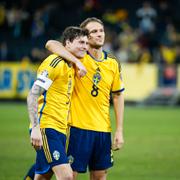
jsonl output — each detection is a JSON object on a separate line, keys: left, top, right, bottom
{"left": 0, "top": 102, "right": 180, "bottom": 180}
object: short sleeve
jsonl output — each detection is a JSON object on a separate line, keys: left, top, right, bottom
{"left": 34, "top": 55, "right": 62, "bottom": 90}
{"left": 111, "top": 61, "right": 125, "bottom": 93}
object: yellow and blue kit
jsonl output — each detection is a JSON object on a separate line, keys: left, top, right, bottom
{"left": 34, "top": 54, "right": 74, "bottom": 135}
{"left": 67, "top": 51, "right": 124, "bottom": 172}
{"left": 69, "top": 50, "right": 124, "bottom": 132}
{"left": 33, "top": 54, "right": 74, "bottom": 174}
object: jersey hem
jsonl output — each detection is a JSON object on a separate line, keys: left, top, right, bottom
{"left": 69, "top": 125, "right": 112, "bottom": 133}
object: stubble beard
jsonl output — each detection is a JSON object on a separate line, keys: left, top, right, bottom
{"left": 90, "top": 42, "right": 103, "bottom": 49}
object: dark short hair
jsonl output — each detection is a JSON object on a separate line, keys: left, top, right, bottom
{"left": 80, "top": 17, "right": 104, "bottom": 29}
{"left": 62, "top": 26, "right": 88, "bottom": 46}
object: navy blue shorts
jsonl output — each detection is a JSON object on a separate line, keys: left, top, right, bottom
{"left": 67, "top": 127, "right": 113, "bottom": 173}
{"left": 34, "top": 128, "right": 69, "bottom": 174}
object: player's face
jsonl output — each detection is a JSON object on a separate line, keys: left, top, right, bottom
{"left": 68, "top": 36, "right": 88, "bottom": 58}
{"left": 85, "top": 22, "right": 105, "bottom": 48}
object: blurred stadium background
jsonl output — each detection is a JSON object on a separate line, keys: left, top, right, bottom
{"left": 0, "top": 0, "right": 180, "bottom": 179}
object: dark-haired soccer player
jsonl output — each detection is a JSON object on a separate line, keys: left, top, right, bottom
{"left": 26, "top": 26, "right": 88, "bottom": 180}
{"left": 46, "top": 17, "right": 125, "bottom": 180}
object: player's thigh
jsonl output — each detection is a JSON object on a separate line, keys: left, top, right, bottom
{"left": 35, "top": 128, "right": 69, "bottom": 175}
{"left": 90, "top": 170, "right": 107, "bottom": 180}
{"left": 89, "top": 132, "right": 113, "bottom": 171}
{"left": 67, "top": 127, "right": 94, "bottom": 172}
{"left": 34, "top": 171, "right": 53, "bottom": 180}
{"left": 52, "top": 163, "right": 73, "bottom": 180}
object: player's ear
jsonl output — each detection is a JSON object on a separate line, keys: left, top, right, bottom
{"left": 66, "top": 40, "right": 71, "bottom": 48}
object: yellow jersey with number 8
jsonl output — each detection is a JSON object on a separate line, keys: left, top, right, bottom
{"left": 69, "top": 51, "right": 124, "bottom": 132}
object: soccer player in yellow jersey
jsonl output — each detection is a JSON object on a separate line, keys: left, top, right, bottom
{"left": 26, "top": 27, "right": 88, "bottom": 180}
{"left": 46, "top": 17, "right": 125, "bottom": 180}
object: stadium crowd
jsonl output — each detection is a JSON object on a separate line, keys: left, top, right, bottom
{"left": 0, "top": 0, "right": 179, "bottom": 66}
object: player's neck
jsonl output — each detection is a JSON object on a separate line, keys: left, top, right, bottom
{"left": 88, "top": 47, "right": 102, "bottom": 60}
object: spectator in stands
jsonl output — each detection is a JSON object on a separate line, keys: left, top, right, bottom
{"left": 31, "top": 9, "right": 46, "bottom": 38}
{"left": 136, "top": 1, "right": 157, "bottom": 34}
{"left": 116, "top": 23, "right": 138, "bottom": 63}
{"left": 6, "top": 5, "right": 29, "bottom": 38}
{"left": 160, "top": 23, "right": 179, "bottom": 47}
{"left": 157, "top": 0, "right": 172, "bottom": 32}
{"left": 162, "top": 65, "right": 177, "bottom": 87}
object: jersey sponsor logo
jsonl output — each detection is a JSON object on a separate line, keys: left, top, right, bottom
{"left": 50, "top": 57, "right": 62, "bottom": 68}
{"left": 68, "top": 155, "right": 74, "bottom": 164}
{"left": 53, "top": 150, "right": 60, "bottom": 160}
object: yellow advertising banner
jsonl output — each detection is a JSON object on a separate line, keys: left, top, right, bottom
{"left": 0, "top": 62, "right": 163, "bottom": 101}
{"left": 122, "top": 63, "right": 158, "bottom": 101}
{"left": 0, "top": 62, "right": 38, "bottom": 99}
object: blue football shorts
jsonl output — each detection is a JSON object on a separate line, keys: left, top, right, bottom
{"left": 34, "top": 128, "right": 69, "bottom": 174}
{"left": 67, "top": 126, "right": 113, "bottom": 173}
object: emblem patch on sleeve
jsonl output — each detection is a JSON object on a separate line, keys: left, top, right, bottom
{"left": 41, "top": 70, "right": 49, "bottom": 77}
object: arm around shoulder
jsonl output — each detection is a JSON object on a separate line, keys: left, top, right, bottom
{"left": 45, "top": 40, "right": 87, "bottom": 77}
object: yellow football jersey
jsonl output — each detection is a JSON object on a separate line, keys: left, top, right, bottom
{"left": 69, "top": 51, "right": 124, "bottom": 132}
{"left": 33, "top": 54, "right": 74, "bottom": 134}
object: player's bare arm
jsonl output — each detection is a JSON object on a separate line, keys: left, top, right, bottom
{"left": 27, "top": 84, "right": 45, "bottom": 150}
{"left": 46, "top": 40, "right": 87, "bottom": 77}
{"left": 112, "top": 92, "right": 124, "bottom": 151}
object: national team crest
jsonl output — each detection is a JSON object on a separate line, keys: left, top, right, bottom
{"left": 53, "top": 150, "right": 60, "bottom": 160}
{"left": 93, "top": 72, "right": 101, "bottom": 85}
{"left": 68, "top": 155, "right": 74, "bottom": 164}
